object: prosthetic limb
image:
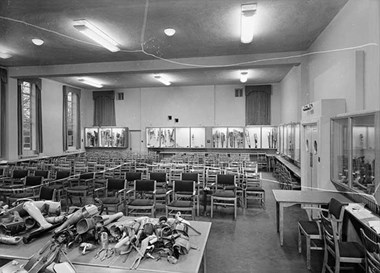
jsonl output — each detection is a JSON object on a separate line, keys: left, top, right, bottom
{"left": 54, "top": 204, "right": 98, "bottom": 234}
{"left": 0, "top": 234, "right": 22, "bottom": 244}
{"left": 23, "top": 201, "right": 52, "bottom": 229}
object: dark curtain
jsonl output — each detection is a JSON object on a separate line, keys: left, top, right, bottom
{"left": 93, "top": 91, "right": 116, "bottom": 126}
{"left": 245, "top": 85, "right": 272, "bottom": 125}
{"left": 63, "top": 86, "right": 81, "bottom": 150}
{"left": 17, "top": 78, "right": 42, "bottom": 155}
{"left": 0, "top": 69, "right": 7, "bottom": 157}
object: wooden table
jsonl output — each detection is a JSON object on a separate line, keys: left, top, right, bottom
{"left": 272, "top": 189, "right": 351, "bottom": 246}
{"left": 0, "top": 217, "right": 212, "bottom": 273}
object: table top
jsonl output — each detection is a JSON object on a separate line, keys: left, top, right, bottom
{"left": 272, "top": 189, "right": 351, "bottom": 204}
{"left": 0, "top": 216, "right": 212, "bottom": 273}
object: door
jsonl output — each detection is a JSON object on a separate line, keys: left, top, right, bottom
{"left": 304, "top": 124, "right": 318, "bottom": 191}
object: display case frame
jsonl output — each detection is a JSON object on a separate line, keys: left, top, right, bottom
{"left": 331, "top": 111, "right": 380, "bottom": 201}
{"left": 85, "top": 127, "right": 128, "bottom": 148}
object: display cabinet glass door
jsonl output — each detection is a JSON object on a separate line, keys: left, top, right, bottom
{"left": 352, "top": 115, "right": 375, "bottom": 194}
{"left": 146, "top": 128, "right": 160, "bottom": 148}
{"left": 227, "top": 128, "right": 244, "bottom": 148}
{"left": 190, "top": 128, "right": 206, "bottom": 148}
{"left": 160, "top": 128, "right": 176, "bottom": 148}
{"left": 294, "top": 123, "right": 301, "bottom": 163}
{"left": 212, "top": 128, "right": 227, "bottom": 148}
{"left": 111, "top": 128, "right": 127, "bottom": 147}
{"left": 85, "top": 128, "right": 99, "bottom": 147}
{"left": 175, "top": 128, "right": 190, "bottom": 148}
{"left": 262, "top": 126, "right": 277, "bottom": 149}
{"left": 245, "top": 127, "right": 261, "bottom": 149}
{"left": 331, "top": 118, "right": 350, "bottom": 185}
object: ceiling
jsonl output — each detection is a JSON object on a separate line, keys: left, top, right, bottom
{"left": 0, "top": 0, "right": 348, "bottom": 89}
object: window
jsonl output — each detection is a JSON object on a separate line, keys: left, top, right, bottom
{"left": 17, "top": 79, "right": 43, "bottom": 156}
{"left": 63, "top": 86, "right": 81, "bottom": 151}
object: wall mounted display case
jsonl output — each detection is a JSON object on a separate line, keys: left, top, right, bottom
{"left": 277, "top": 122, "right": 301, "bottom": 164}
{"left": 85, "top": 127, "right": 128, "bottom": 148}
{"left": 190, "top": 128, "right": 206, "bottom": 148}
{"left": 331, "top": 111, "right": 379, "bottom": 198}
{"left": 147, "top": 126, "right": 278, "bottom": 149}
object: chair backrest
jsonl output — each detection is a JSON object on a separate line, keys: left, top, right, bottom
{"left": 181, "top": 172, "right": 199, "bottom": 182}
{"left": 321, "top": 213, "right": 340, "bottom": 258}
{"left": 39, "top": 186, "right": 56, "bottom": 201}
{"left": 25, "top": 176, "right": 43, "bottom": 186}
{"left": 360, "top": 228, "right": 380, "bottom": 273}
{"left": 13, "top": 169, "right": 29, "bottom": 179}
{"left": 107, "top": 178, "right": 127, "bottom": 191}
{"left": 149, "top": 172, "right": 167, "bottom": 183}
{"left": 174, "top": 180, "right": 195, "bottom": 193}
{"left": 327, "top": 198, "right": 346, "bottom": 235}
{"left": 134, "top": 179, "right": 156, "bottom": 193}
{"left": 125, "top": 172, "right": 142, "bottom": 182}
{"left": 216, "top": 174, "right": 236, "bottom": 187}
{"left": 34, "top": 170, "right": 50, "bottom": 179}
{"left": 56, "top": 170, "right": 71, "bottom": 180}
{"left": 79, "top": 172, "right": 95, "bottom": 180}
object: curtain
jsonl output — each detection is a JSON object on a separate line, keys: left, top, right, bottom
{"left": 17, "top": 83, "right": 22, "bottom": 155}
{"left": 63, "top": 86, "right": 81, "bottom": 150}
{"left": 0, "top": 69, "right": 7, "bottom": 157}
{"left": 245, "top": 85, "right": 272, "bottom": 125}
{"left": 93, "top": 91, "right": 116, "bottom": 126}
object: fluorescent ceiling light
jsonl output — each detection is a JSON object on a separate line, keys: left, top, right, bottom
{"left": 241, "top": 3, "right": 257, "bottom": 44}
{"left": 164, "top": 28, "right": 176, "bottom": 37}
{"left": 154, "top": 74, "right": 171, "bottom": 86}
{"left": 32, "top": 38, "right": 44, "bottom": 46}
{"left": 73, "top": 19, "right": 120, "bottom": 52}
{"left": 78, "top": 78, "right": 103, "bottom": 88}
{"left": 0, "top": 52, "right": 12, "bottom": 59}
{"left": 240, "top": 71, "right": 248, "bottom": 83}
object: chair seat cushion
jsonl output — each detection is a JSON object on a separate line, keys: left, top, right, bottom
{"left": 212, "top": 190, "right": 235, "bottom": 198}
{"left": 168, "top": 200, "right": 192, "bottom": 208}
{"left": 298, "top": 221, "right": 320, "bottom": 235}
{"left": 99, "top": 197, "right": 120, "bottom": 204}
{"left": 339, "top": 242, "right": 365, "bottom": 258}
{"left": 128, "top": 199, "right": 154, "bottom": 206}
{"left": 67, "top": 186, "right": 89, "bottom": 191}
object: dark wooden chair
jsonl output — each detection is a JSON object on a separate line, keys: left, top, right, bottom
{"left": 126, "top": 179, "right": 156, "bottom": 217}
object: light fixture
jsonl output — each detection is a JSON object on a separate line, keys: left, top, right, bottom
{"left": 78, "top": 78, "right": 103, "bottom": 88}
{"left": 0, "top": 52, "right": 12, "bottom": 59}
{"left": 73, "top": 19, "right": 120, "bottom": 52}
{"left": 32, "top": 38, "right": 44, "bottom": 46}
{"left": 241, "top": 3, "right": 257, "bottom": 44}
{"left": 240, "top": 71, "right": 248, "bottom": 83}
{"left": 164, "top": 28, "right": 176, "bottom": 37}
{"left": 154, "top": 74, "right": 171, "bottom": 86}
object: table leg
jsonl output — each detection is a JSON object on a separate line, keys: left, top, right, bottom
{"left": 279, "top": 202, "right": 284, "bottom": 246}
{"left": 203, "top": 245, "right": 207, "bottom": 273}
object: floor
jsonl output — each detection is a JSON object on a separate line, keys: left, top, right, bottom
{"left": 193, "top": 171, "right": 320, "bottom": 273}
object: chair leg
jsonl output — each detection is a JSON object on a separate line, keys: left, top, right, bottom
{"left": 306, "top": 237, "right": 311, "bottom": 270}
{"left": 165, "top": 207, "right": 168, "bottom": 218}
{"left": 334, "top": 259, "right": 340, "bottom": 273}
{"left": 321, "top": 248, "right": 328, "bottom": 273}
{"left": 298, "top": 228, "right": 302, "bottom": 254}
{"left": 211, "top": 198, "right": 214, "bottom": 218}
{"left": 234, "top": 199, "right": 237, "bottom": 220}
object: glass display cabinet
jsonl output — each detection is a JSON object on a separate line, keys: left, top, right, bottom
{"left": 277, "top": 123, "right": 300, "bottom": 163}
{"left": 227, "top": 127, "right": 245, "bottom": 148}
{"left": 245, "top": 126, "right": 261, "bottom": 149}
{"left": 146, "top": 128, "right": 161, "bottom": 148}
{"left": 331, "top": 111, "right": 379, "bottom": 197}
{"left": 85, "top": 127, "right": 128, "bottom": 148}
{"left": 262, "top": 126, "right": 278, "bottom": 149}
{"left": 160, "top": 128, "right": 176, "bottom": 148}
{"left": 175, "top": 128, "right": 190, "bottom": 148}
{"left": 278, "top": 125, "right": 284, "bottom": 154}
{"left": 294, "top": 123, "right": 301, "bottom": 164}
{"left": 212, "top": 128, "right": 227, "bottom": 148}
{"left": 190, "top": 128, "right": 206, "bottom": 148}
{"left": 85, "top": 127, "right": 99, "bottom": 147}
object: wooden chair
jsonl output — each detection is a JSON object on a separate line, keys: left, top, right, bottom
{"left": 181, "top": 172, "right": 201, "bottom": 216}
{"left": 148, "top": 172, "right": 168, "bottom": 210}
{"left": 94, "top": 178, "right": 128, "bottom": 214}
{"left": 0, "top": 169, "right": 29, "bottom": 186}
{"left": 321, "top": 212, "right": 364, "bottom": 273}
{"left": 65, "top": 172, "right": 95, "bottom": 206}
{"left": 166, "top": 180, "right": 197, "bottom": 220}
{"left": 360, "top": 228, "right": 380, "bottom": 273}
{"left": 7, "top": 176, "right": 44, "bottom": 205}
{"left": 126, "top": 179, "right": 156, "bottom": 217}
{"left": 210, "top": 174, "right": 237, "bottom": 220}
{"left": 298, "top": 198, "right": 346, "bottom": 270}
{"left": 244, "top": 172, "right": 265, "bottom": 209}
{"left": 124, "top": 172, "right": 142, "bottom": 186}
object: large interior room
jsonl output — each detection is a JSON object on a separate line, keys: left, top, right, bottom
{"left": 0, "top": 0, "right": 379, "bottom": 272}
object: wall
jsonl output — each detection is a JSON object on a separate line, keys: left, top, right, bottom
{"left": 84, "top": 84, "right": 281, "bottom": 152}
{"left": 306, "top": 0, "right": 380, "bottom": 112}
{"left": 3, "top": 78, "right": 85, "bottom": 161}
